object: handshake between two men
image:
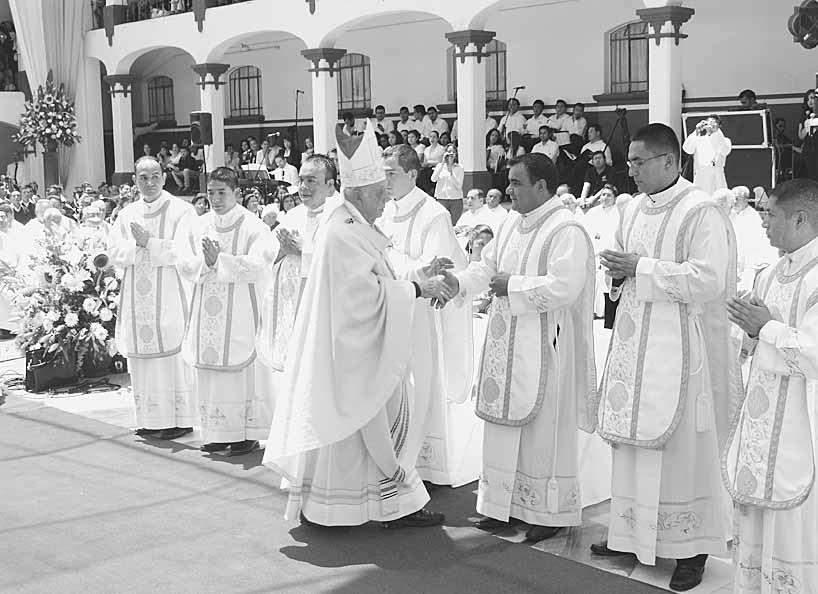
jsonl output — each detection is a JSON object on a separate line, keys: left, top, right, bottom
{"left": 416, "top": 257, "right": 512, "bottom": 309}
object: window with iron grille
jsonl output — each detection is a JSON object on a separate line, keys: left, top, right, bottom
{"left": 228, "top": 65, "right": 263, "bottom": 118}
{"left": 337, "top": 53, "right": 371, "bottom": 111}
{"left": 447, "top": 40, "right": 507, "bottom": 103}
{"left": 609, "top": 22, "right": 649, "bottom": 94}
{"left": 146, "top": 76, "right": 174, "bottom": 122}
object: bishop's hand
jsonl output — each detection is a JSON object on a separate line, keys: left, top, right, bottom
{"left": 130, "top": 222, "right": 151, "bottom": 248}
{"left": 419, "top": 275, "right": 456, "bottom": 302}
{"left": 422, "top": 256, "right": 454, "bottom": 278}
{"left": 276, "top": 228, "right": 302, "bottom": 256}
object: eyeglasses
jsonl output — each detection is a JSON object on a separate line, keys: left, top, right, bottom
{"left": 627, "top": 153, "right": 669, "bottom": 169}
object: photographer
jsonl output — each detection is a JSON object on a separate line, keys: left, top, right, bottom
{"left": 682, "top": 114, "right": 732, "bottom": 194}
{"left": 798, "top": 89, "right": 818, "bottom": 181}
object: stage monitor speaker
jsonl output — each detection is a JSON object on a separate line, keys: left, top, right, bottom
{"left": 190, "top": 111, "right": 212, "bottom": 145}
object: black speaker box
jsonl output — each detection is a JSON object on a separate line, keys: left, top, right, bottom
{"left": 190, "top": 111, "right": 213, "bottom": 145}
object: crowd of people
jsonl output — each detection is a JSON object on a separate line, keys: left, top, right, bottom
{"left": 1, "top": 111, "right": 816, "bottom": 594}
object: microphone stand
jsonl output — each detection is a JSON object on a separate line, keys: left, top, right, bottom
{"left": 294, "top": 90, "right": 301, "bottom": 149}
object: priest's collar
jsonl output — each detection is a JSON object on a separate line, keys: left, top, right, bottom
{"left": 142, "top": 191, "right": 169, "bottom": 213}
{"left": 392, "top": 186, "right": 425, "bottom": 216}
{"left": 520, "top": 194, "right": 563, "bottom": 221}
{"left": 213, "top": 202, "right": 243, "bottom": 227}
{"left": 784, "top": 235, "right": 818, "bottom": 270}
{"left": 647, "top": 176, "right": 684, "bottom": 207}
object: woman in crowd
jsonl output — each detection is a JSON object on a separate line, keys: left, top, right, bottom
{"left": 240, "top": 139, "right": 254, "bottom": 165}
{"left": 420, "top": 130, "right": 445, "bottom": 195}
{"left": 378, "top": 134, "right": 390, "bottom": 151}
{"left": 798, "top": 88, "right": 818, "bottom": 181}
{"left": 192, "top": 193, "right": 210, "bottom": 216}
{"left": 280, "top": 192, "right": 297, "bottom": 214}
{"left": 440, "top": 131, "right": 452, "bottom": 147}
{"left": 431, "top": 144, "right": 464, "bottom": 223}
{"left": 257, "top": 139, "right": 278, "bottom": 171}
{"left": 156, "top": 145, "right": 171, "bottom": 170}
{"left": 486, "top": 128, "right": 507, "bottom": 191}
{"left": 261, "top": 203, "right": 279, "bottom": 231}
{"left": 242, "top": 189, "right": 262, "bottom": 217}
{"left": 407, "top": 130, "right": 425, "bottom": 161}
{"left": 282, "top": 136, "right": 301, "bottom": 168}
{"left": 387, "top": 130, "right": 402, "bottom": 147}
{"left": 466, "top": 224, "right": 495, "bottom": 314}
{"left": 302, "top": 137, "right": 314, "bottom": 163}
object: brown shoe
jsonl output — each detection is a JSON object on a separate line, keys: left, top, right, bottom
{"left": 381, "top": 508, "right": 445, "bottom": 529}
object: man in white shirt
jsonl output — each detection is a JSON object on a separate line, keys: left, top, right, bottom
{"left": 565, "top": 103, "right": 588, "bottom": 142}
{"left": 525, "top": 99, "right": 549, "bottom": 139}
{"left": 370, "top": 104, "right": 394, "bottom": 137}
{"left": 531, "top": 126, "right": 560, "bottom": 163}
{"left": 451, "top": 111, "right": 498, "bottom": 143}
{"left": 498, "top": 98, "right": 527, "bottom": 138}
{"left": 482, "top": 188, "right": 509, "bottom": 234}
{"left": 425, "top": 106, "right": 449, "bottom": 138}
{"left": 546, "top": 99, "right": 572, "bottom": 147}
{"left": 413, "top": 104, "right": 432, "bottom": 139}
{"left": 455, "top": 188, "right": 489, "bottom": 239}
{"left": 581, "top": 124, "right": 613, "bottom": 166}
{"left": 341, "top": 112, "right": 362, "bottom": 137}
{"left": 395, "top": 106, "right": 416, "bottom": 135}
{"left": 272, "top": 155, "right": 300, "bottom": 187}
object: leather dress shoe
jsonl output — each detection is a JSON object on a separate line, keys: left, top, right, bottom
{"left": 134, "top": 427, "right": 163, "bottom": 436}
{"left": 474, "top": 516, "right": 522, "bottom": 531}
{"left": 155, "top": 427, "right": 193, "bottom": 440}
{"left": 381, "top": 508, "right": 445, "bottom": 529}
{"left": 200, "top": 442, "right": 230, "bottom": 452}
{"left": 590, "top": 541, "right": 636, "bottom": 557}
{"left": 525, "top": 525, "right": 562, "bottom": 542}
{"left": 227, "top": 440, "right": 260, "bottom": 456}
{"left": 669, "top": 555, "right": 707, "bottom": 592}
{"left": 299, "top": 512, "right": 318, "bottom": 527}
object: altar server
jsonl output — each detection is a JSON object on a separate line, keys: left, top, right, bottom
{"left": 595, "top": 124, "right": 739, "bottom": 592}
{"left": 109, "top": 157, "right": 197, "bottom": 440}
{"left": 442, "top": 153, "right": 597, "bottom": 542}
{"left": 264, "top": 123, "right": 449, "bottom": 527}
{"left": 181, "top": 167, "right": 277, "bottom": 456}
{"left": 725, "top": 178, "right": 818, "bottom": 594}
{"left": 378, "top": 142, "right": 478, "bottom": 488}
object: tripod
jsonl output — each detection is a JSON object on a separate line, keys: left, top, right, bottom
{"left": 603, "top": 107, "right": 635, "bottom": 194}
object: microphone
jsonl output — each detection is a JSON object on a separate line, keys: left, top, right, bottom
{"left": 296, "top": 89, "right": 304, "bottom": 95}
{"left": 513, "top": 85, "right": 526, "bottom": 91}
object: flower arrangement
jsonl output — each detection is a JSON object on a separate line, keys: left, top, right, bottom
{"left": 12, "top": 69, "right": 81, "bottom": 151}
{"left": 14, "top": 233, "right": 120, "bottom": 375}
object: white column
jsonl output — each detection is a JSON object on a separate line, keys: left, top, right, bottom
{"left": 104, "top": 75, "right": 135, "bottom": 184}
{"left": 637, "top": 5, "right": 694, "bottom": 140}
{"left": 302, "top": 48, "right": 346, "bottom": 154}
{"left": 192, "top": 63, "right": 229, "bottom": 172}
{"left": 446, "top": 30, "right": 495, "bottom": 191}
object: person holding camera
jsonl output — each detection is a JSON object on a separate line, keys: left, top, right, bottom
{"left": 797, "top": 89, "right": 818, "bottom": 181}
{"left": 682, "top": 114, "right": 733, "bottom": 194}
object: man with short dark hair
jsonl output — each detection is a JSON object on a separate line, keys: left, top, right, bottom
{"left": 531, "top": 126, "right": 559, "bottom": 163}
{"left": 395, "top": 106, "right": 415, "bottom": 135}
{"left": 425, "top": 106, "right": 449, "bottom": 138}
{"left": 377, "top": 142, "right": 478, "bottom": 488}
{"left": 581, "top": 124, "right": 613, "bottom": 166}
{"left": 525, "top": 99, "right": 548, "bottom": 138}
{"left": 11, "top": 184, "right": 34, "bottom": 224}
{"left": 565, "top": 102, "right": 588, "bottom": 141}
{"left": 580, "top": 151, "right": 615, "bottom": 203}
{"left": 738, "top": 88, "right": 759, "bottom": 110}
{"left": 546, "top": 99, "right": 571, "bottom": 147}
{"left": 725, "top": 178, "right": 818, "bottom": 594}
{"left": 683, "top": 114, "right": 732, "bottom": 194}
{"left": 370, "top": 104, "right": 394, "bottom": 136}
{"left": 498, "top": 98, "right": 526, "bottom": 138}
{"left": 182, "top": 166, "right": 277, "bottom": 457}
{"left": 440, "top": 153, "right": 597, "bottom": 544}
{"left": 594, "top": 123, "right": 737, "bottom": 592}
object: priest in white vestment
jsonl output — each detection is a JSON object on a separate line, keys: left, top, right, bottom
{"left": 109, "top": 157, "right": 198, "bottom": 440}
{"left": 483, "top": 188, "right": 510, "bottom": 234}
{"left": 596, "top": 124, "right": 739, "bottom": 592}
{"left": 454, "top": 188, "right": 490, "bottom": 245}
{"left": 581, "top": 185, "right": 619, "bottom": 322}
{"left": 181, "top": 167, "right": 277, "bottom": 457}
{"left": 378, "top": 143, "right": 478, "bottom": 488}
{"left": 730, "top": 186, "right": 778, "bottom": 293}
{"left": 441, "top": 153, "right": 598, "bottom": 542}
{"left": 264, "top": 123, "right": 451, "bottom": 527}
{"left": 0, "top": 203, "right": 22, "bottom": 338}
{"left": 725, "top": 179, "right": 818, "bottom": 594}
{"left": 256, "top": 154, "right": 342, "bottom": 400}
{"left": 682, "top": 115, "right": 732, "bottom": 195}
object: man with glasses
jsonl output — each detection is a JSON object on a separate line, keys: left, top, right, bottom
{"left": 593, "top": 123, "right": 738, "bottom": 592}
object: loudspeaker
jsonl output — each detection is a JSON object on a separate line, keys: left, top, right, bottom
{"left": 190, "top": 111, "right": 213, "bottom": 145}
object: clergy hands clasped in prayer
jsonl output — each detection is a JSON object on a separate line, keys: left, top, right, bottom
{"left": 726, "top": 293, "right": 773, "bottom": 338}
{"left": 600, "top": 250, "right": 641, "bottom": 280}
{"left": 202, "top": 237, "right": 221, "bottom": 268}
{"left": 276, "top": 228, "right": 302, "bottom": 256}
{"left": 130, "top": 222, "right": 151, "bottom": 248}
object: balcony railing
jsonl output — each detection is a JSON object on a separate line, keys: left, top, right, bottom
{"left": 91, "top": 0, "right": 255, "bottom": 28}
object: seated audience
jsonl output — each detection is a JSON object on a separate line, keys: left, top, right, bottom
{"left": 580, "top": 151, "right": 616, "bottom": 203}
{"left": 580, "top": 124, "right": 613, "bottom": 166}
{"left": 531, "top": 126, "right": 560, "bottom": 163}
{"left": 370, "top": 104, "right": 394, "bottom": 136}
{"left": 498, "top": 97, "right": 526, "bottom": 137}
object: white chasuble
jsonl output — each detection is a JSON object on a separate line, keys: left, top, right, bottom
{"left": 456, "top": 197, "right": 597, "bottom": 526}
{"left": 599, "top": 177, "right": 737, "bottom": 565}
{"left": 377, "top": 187, "right": 478, "bottom": 487}
{"left": 264, "top": 202, "right": 428, "bottom": 525}
{"left": 725, "top": 238, "right": 818, "bottom": 594}
{"left": 181, "top": 204, "right": 277, "bottom": 442}
{"left": 108, "top": 192, "right": 197, "bottom": 429}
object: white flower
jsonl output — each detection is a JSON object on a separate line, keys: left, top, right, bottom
{"left": 60, "top": 273, "right": 84, "bottom": 292}
{"left": 90, "top": 322, "right": 108, "bottom": 342}
{"left": 64, "top": 312, "right": 79, "bottom": 327}
{"left": 98, "top": 308, "right": 113, "bottom": 322}
{"left": 75, "top": 268, "right": 92, "bottom": 284}
{"left": 106, "top": 338, "right": 119, "bottom": 356}
{"left": 82, "top": 297, "right": 98, "bottom": 314}
{"left": 46, "top": 310, "right": 61, "bottom": 322}
{"left": 42, "top": 317, "right": 53, "bottom": 332}
{"left": 64, "top": 247, "right": 84, "bottom": 266}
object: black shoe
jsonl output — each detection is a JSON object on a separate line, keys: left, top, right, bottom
{"left": 381, "top": 508, "right": 445, "bottom": 529}
{"left": 0, "top": 329, "right": 16, "bottom": 339}
{"left": 155, "top": 427, "right": 193, "bottom": 440}
{"left": 473, "top": 516, "right": 522, "bottom": 531}
{"left": 423, "top": 480, "right": 443, "bottom": 491}
{"left": 524, "top": 525, "right": 563, "bottom": 542}
{"left": 590, "top": 540, "right": 636, "bottom": 557}
{"left": 134, "top": 427, "right": 163, "bottom": 436}
{"left": 227, "top": 440, "right": 259, "bottom": 456}
{"left": 200, "top": 442, "right": 231, "bottom": 452}
{"left": 669, "top": 555, "right": 707, "bottom": 592}
{"left": 299, "top": 512, "right": 318, "bottom": 527}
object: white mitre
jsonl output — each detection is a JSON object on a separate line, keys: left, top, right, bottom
{"left": 335, "top": 118, "right": 386, "bottom": 188}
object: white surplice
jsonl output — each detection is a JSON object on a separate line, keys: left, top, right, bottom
{"left": 455, "top": 197, "right": 598, "bottom": 526}
{"left": 264, "top": 201, "right": 429, "bottom": 524}
{"left": 108, "top": 192, "right": 197, "bottom": 429}
{"left": 730, "top": 205, "right": 778, "bottom": 293}
{"left": 723, "top": 237, "right": 818, "bottom": 594}
{"left": 0, "top": 226, "right": 22, "bottom": 332}
{"left": 682, "top": 130, "right": 732, "bottom": 195}
{"left": 597, "top": 177, "right": 739, "bottom": 565}
{"left": 180, "top": 203, "right": 277, "bottom": 443}
{"left": 378, "top": 186, "right": 479, "bottom": 487}
{"left": 581, "top": 203, "right": 619, "bottom": 316}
